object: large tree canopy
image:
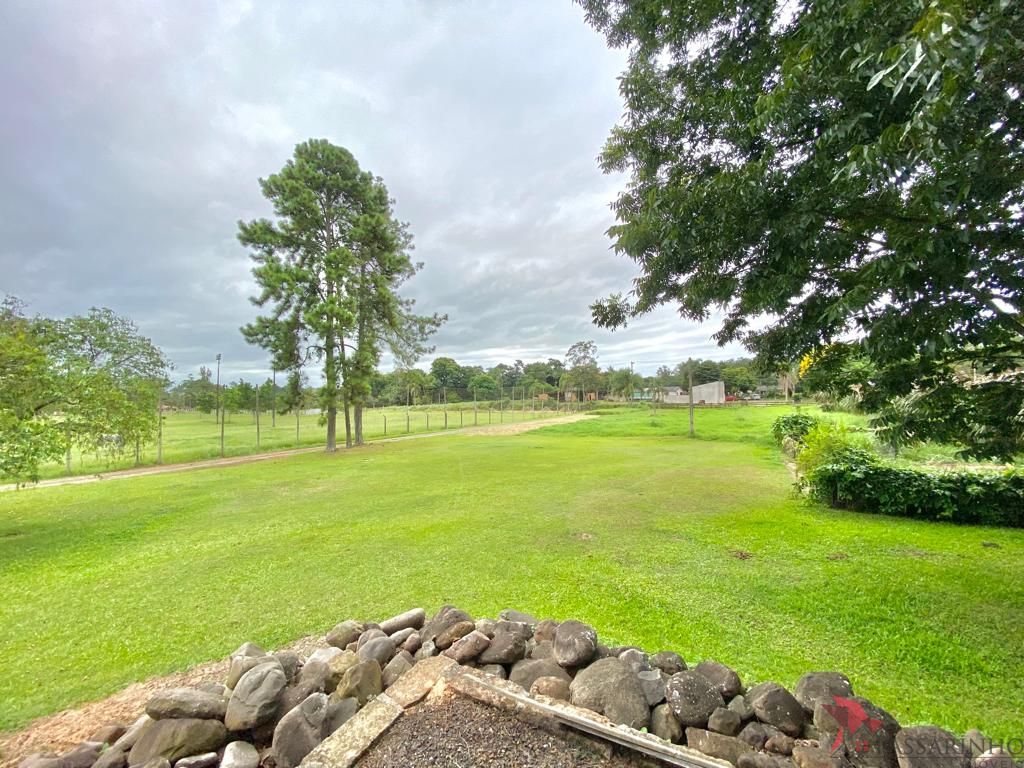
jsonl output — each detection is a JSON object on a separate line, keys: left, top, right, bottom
{"left": 583, "top": 0, "right": 1024, "bottom": 457}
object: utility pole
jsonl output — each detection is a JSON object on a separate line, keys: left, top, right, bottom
{"left": 255, "top": 384, "right": 260, "bottom": 449}
{"left": 216, "top": 353, "right": 224, "bottom": 457}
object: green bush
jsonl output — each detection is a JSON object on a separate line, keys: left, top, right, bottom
{"left": 804, "top": 457, "right": 1024, "bottom": 527}
{"left": 795, "top": 422, "right": 878, "bottom": 476}
{"left": 771, "top": 413, "right": 820, "bottom": 444}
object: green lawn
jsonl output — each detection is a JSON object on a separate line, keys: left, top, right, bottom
{"left": 1, "top": 406, "right": 1021, "bottom": 741}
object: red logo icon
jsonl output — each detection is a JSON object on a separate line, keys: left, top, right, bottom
{"left": 822, "top": 696, "right": 885, "bottom": 753}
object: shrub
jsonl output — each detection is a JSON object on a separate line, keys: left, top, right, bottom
{"left": 771, "top": 413, "right": 821, "bottom": 445}
{"left": 795, "top": 422, "right": 878, "bottom": 476}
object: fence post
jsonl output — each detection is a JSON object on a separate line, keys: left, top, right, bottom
{"left": 474, "top": 390, "right": 478, "bottom": 426}
{"left": 384, "top": 415, "right": 387, "bottom": 436}
{"left": 426, "top": 413, "right": 430, "bottom": 431}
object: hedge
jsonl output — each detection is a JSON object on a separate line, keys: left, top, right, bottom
{"left": 806, "top": 456, "right": 1024, "bottom": 527}
{"left": 771, "top": 413, "right": 821, "bottom": 444}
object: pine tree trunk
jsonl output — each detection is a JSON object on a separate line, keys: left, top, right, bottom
{"left": 324, "top": 328, "right": 338, "bottom": 453}
{"left": 338, "top": 332, "right": 352, "bottom": 448}
{"left": 355, "top": 405, "right": 363, "bottom": 445}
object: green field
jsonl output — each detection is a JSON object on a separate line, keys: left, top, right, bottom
{"left": 36, "top": 403, "right": 564, "bottom": 480}
{"left": 2, "top": 406, "right": 1021, "bottom": 741}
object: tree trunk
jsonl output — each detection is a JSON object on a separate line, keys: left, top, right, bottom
{"left": 355, "top": 405, "right": 363, "bottom": 445}
{"left": 338, "top": 332, "right": 352, "bottom": 448}
{"left": 324, "top": 293, "right": 338, "bottom": 452}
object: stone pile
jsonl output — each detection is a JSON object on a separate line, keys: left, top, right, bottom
{"left": 19, "top": 607, "right": 1017, "bottom": 768}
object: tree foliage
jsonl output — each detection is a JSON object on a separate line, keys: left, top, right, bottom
{"left": 582, "top": 0, "right": 1024, "bottom": 458}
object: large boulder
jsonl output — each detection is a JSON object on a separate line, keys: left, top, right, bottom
{"left": 709, "top": 706, "right": 743, "bottom": 737}
{"left": 553, "top": 620, "right": 598, "bottom": 667}
{"left": 651, "top": 651, "right": 687, "bottom": 676}
{"left": 568, "top": 657, "right": 650, "bottom": 730}
{"left": 435, "top": 621, "right": 475, "bottom": 650}
{"left": 145, "top": 689, "right": 226, "bottom": 721}
{"left": 273, "top": 652, "right": 301, "bottom": 684}
{"left": 894, "top": 726, "right": 968, "bottom": 768}
{"left": 334, "top": 660, "right": 382, "bottom": 705}
{"left": 225, "top": 644, "right": 269, "bottom": 689}
{"left": 530, "top": 676, "right": 571, "bottom": 700}
{"left": 326, "top": 620, "right": 364, "bottom": 649}
{"left": 419, "top": 605, "right": 473, "bottom": 645}
{"left": 815, "top": 697, "right": 900, "bottom": 768}
{"left": 442, "top": 630, "right": 491, "bottom": 663}
{"left": 379, "top": 608, "right": 426, "bottom": 635}
{"left": 533, "top": 620, "right": 559, "bottom": 643}
{"left": 651, "top": 704, "right": 683, "bottom": 744}
{"left": 477, "top": 630, "right": 527, "bottom": 665}
{"left": 224, "top": 662, "right": 287, "bottom": 731}
{"left": 272, "top": 693, "right": 329, "bottom": 768}
{"left": 794, "top": 673, "right": 854, "bottom": 715}
{"left": 509, "top": 658, "right": 571, "bottom": 692}
{"left": 219, "top": 742, "right": 258, "bottom": 768}
{"left": 637, "top": 670, "right": 667, "bottom": 706}
{"left": 325, "top": 696, "right": 358, "bottom": 736}
{"left": 748, "top": 682, "right": 807, "bottom": 737}
{"left": 92, "top": 748, "right": 128, "bottom": 768}
{"left": 381, "top": 652, "right": 414, "bottom": 688}
{"left": 695, "top": 661, "right": 743, "bottom": 699}
{"left": 666, "top": 670, "right": 725, "bottom": 727}
{"left": 686, "top": 727, "right": 756, "bottom": 766}
{"left": 127, "top": 719, "right": 226, "bottom": 764}
{"left": 357, "top": 636, "right": 396, "bottom": 667}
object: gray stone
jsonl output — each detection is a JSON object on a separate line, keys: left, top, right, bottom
{"left": 499, "top": 609, "right": 538, "bottom": 625}
{"left": 284, "top": 660, "right": 330, "bottom": 710}
{"left": 381, "top": 652, "right": 413, "bottom": 688}
{"left": 272, "top": 693, "right": 329, "bottom": 768}
{"left": 651, "top": 703, "right": 683, "bottom": 744}
{"left": 324, "top": 651, "right": 360, "bottom": 693}
{"left": 553, "top": 620, "right": 598, "bottom": 667}
{"left": 477, "top": 631, "right": 526, "bottom": 665}
{"left": 794, "top": 673, "right": 854, "bottom": 715}
{"left": 740, "top": 755, "right": 796, "bottom": 768}
{"left": 146, "top": 690, "right": 226, "bottom": 721}
{"left": 387, "top": 627, "right": 416, "bottom": 647}
{"left": 530, "top": 675, "right": 571, "bottom": 700}
{"left": 739, "top": 722, "right": 782, "bottom": 750}
{"left": 172, "top": 753, "right": 217, "bottom": 768}
{"left": 224, "top": 662, "right": 287, "bottom": 731}
{"left": 273, "top": 652, "right": 301, "bottom": 684}
{"left": 792, "top": 744, "right": 847, "bottom": 768}
{"left": 508, "top": 658, "right": 571, "bottom": 692}
{"left": 413, "top": 640, "right": 437, "bottom": 661}
{"left": 400, "top": 634, "right": 421, "bottom": 656}
{"left": 651, "top": 651, "right": 687, "bottom": 676}
{"left": 637, "top": 669, "right": 667, "bottom": 706}
{"left": 93, "top": 748, "right": 128, "bottom": 768}
{"left": 90, "top": 726, "right": 128, "bottom": 746}
{"left": 568, "top": 657, "right": 650, "bottom": 730}
{"left": 335, "top": 660, "right": 381, "bottom": 705}
{"left": 325, "top": 621, "right": 364, "bottom": 649}
{"left": 225, "top": 655, "right": 270, "bottom": 691}
{"left": 378, "top": 608, "right": 425, "bottom": 635}
{"left": 962, "top": 731, "right": 990, "bottom": 760}
{"left": 442, "top": 630, "right": 491, "bottom": 663}
{"left": 666, "top": 670, "right": 725, "bottom": 727}
{"left": 306, "top": 647, "right": 343, "bottom": 666}
{"left": 61, "top": 742, "right": 102, "bottom": 768}
{"left": 357, "top": 636, "right": 396, "bottom": 667}
{"left": 895, "top": 726, "right": 967, "bottom": 768}
{"left": 686, "top": 727, "right": 756, "bottom": 766}
{"left": 219, "top": 741, "right": 258, "bottom": 768}
{"left": 195, "top": 684, "right": 226, "bottom": 697}
{"left": 729, "top": 694, "right": 755, "bottom": 721}
{"left": 356, "top": 629, "right": 387, "bottom": 649}
{"left": 618, "top": 649, "right": 651, "bottom": 674}
{"left": 419, "top": 605, "right": 473, "bottom": 645}
{"left": 493, "top": 620, "right": 533, "bottom": 640}
{"left": 749, "top": 682, "right": 807, "bottom": 737}
{"left": 435, "top": 621, "right": 475, "bottom": 650}
{"left": 232, "top": 642, "right": 266, "bottom": 658}
{"left": 127, "top": 719, "right": 227, "bottom": 765}
{"left": 474, "top": 619, "right": 497, "bottom": 637}
{"left": 325, "top": 696, "right": 358, "bottom": 736}
{"left": 767, "top": 733, "right": 797, "bottom": 755}
{"left": 695, "top": 661, "right": 743, "bottom": 699}
{"left": 709, "top": 707, "right": 743, "bottom": 736}
{"left": 111, "top": 716, "right": 152, "bottom": 754}
{"left": 527, "top": 640, "right": 554, "bottom": 660}
{"left": 136, "top": 758, "right": 171, "bottom": 768}
{"left": 973, "top": 749, "right": 1015, "bottom": 768}
{"left": 17, "top": 754, "right": 62, "bottom": 768}
{"left": 479, "top": 664, "right": 507, "bottom": 679}
{"left": 532, "top": 619, "right": 559, "bottom": 643}
{"left": 814, "top": 697, "right": 900, "bottom": 768}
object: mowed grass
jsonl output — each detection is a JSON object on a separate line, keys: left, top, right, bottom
{"left": 1, "top": 406, "right": 1021, "bottom": 740}
{"left": 36, "top": 403, "right": 562, "bottom": 480}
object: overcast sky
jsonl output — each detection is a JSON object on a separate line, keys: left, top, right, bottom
{"left": 1, "top": 0, "right": 746, "bottom": 381}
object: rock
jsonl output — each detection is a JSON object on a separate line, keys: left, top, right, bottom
{"left": 528, "top": 640, "right": 554, "bottom": 660}
{"left": 224, "top": 662, "right": 287, "bottom": 731}
{"left": 387, "top": 628, "right": 416, "bottom": 647}
{"left": 325, "top": 696, "right": 358, "bottom": 736}
{"left": 475, "top": 619, "right": 498, "bottom": 637}
{"left": 666, "top": 670, "right": 725, "bottom": 727}
{"left": 553, "top": 620, "right": 598, "bottom": 667}
{"left": 793, "top": 745, "right": 846, "bottom": 768}
{"left": 895, "top": 726, "right": 967, "bottom": 768}
{"left": 568, "top": 657, "right": 650, "bottom": 730}
{"left": 173, "top": 754, "right": 218, "bottom": 768}
{"left": 136, "top": 758, "right": 170, "bottom": 768}
{"left": 442, "top": 630, "right": 491, "bottom": 663}
{"left": 111, "top": 716, "right": 151, "bottom": 753}
{"left": 273, "top": 652, "right": 301, "bottom": 684}
{"left": 92, "top": 748, "right": 127, "bottom": 768}
{"left": 272, "top": 693, "right": 329, "bottom": 768}
{"left": 17, "top": 754, "right": 62, "bottom": 768}
{"left": 494, "top": 620, "right": 533, "bottom": 640}
{"left": 435, "top": 621, "right": 475, "bottom": 650}
{"left": 499, "top": 609, "right": 538, "bottom": 625}
{"left": 768, "top": 733, "right": 797, "bottom": 755}
{"left": 127, "top": 719, "right": 227, "bottom": 764}
{"left": 381, "top": 652, "right": 413, "bottom": 688}
{"left": 803, "top": 722, "right": 821, "bottom": 741}
{"left": 974, "top": 749, "right": 1015, "bottom": 768}
{"left": 419, "top": 605, "right": 473, "bottom": 645}
{"left": 379, "top": 608, "right": 426, "bottom": 635}
{"left": 533, "top": 619, "right": 559, "bottom": 643}
{"left": 741, "top": 754, "right": 798, "bottom": 768}
{"left": 146, "top": 689, "right": 227, "bottom": 721}
{"left": 233, "top": 642, "right": 266, "bottom": 658}
{"left": 651, "top": 703, "right": 683, "bottom": 743}
{"left": 307, "top": 647, "right": 343, "bottom": 666}
{"left": 740, "top": 722, "right": 783, "bottom": 750}
{"left": 696, "top": 661, "right": 744, "bottom": 699}
{"left": 749, "top": 682, "right": 807, "bottom": 737}
{"left": 225, "top": 655, "right": 271, "bottom": 691}
{"left": 400, "top": 634, "right": 422, "bottom": 656}
{"left": 325, "top": 651, "right": 360, "bottom": 693}
{"left": 413, "top": 640, "right": 437, "bottom": 661}
{"left": 730, "top": 695, "right": 755, "bottom": 721}
{"left": 618, "top": 649, "right": 651, "bottom": 674}
{"left": 357, "top": 636, "right": 396, "bottom": 667}
{"left": 709, "top": 707, "right": 743, "bottom": 736}
{"left": 334, "top": 660, "right": 382, "bottom": 705}
{"left": 285, "top": 660, "right": 330, "bottom": 708}
{"left": 479, "top": 664, "right": 506, "bottom": 679}
{"left": 89, "top": 726, "right": 127, "bottom": 746}
{"left": 509, "top": 658, "right": 571, "bottom": 691}
{"left": 356, "top": 628, "right": 387, "bottom": 649}
{"left": 814, "top": 697, "right": 900, "bottom": 768}
{"left": 651, "top": 651, "right": 687, "bottom": 676}
{"left": 477, "top": 631, "right": 527, "bottom": 665}
{"left": 794, "top": 673, "right": 854, "bottom": 715}
{"left": 962, "top": 731, "right": 990, "bottom": 760}
{"left": 326, "top": 621, "right": 364, "bottom": 649}
{"left": 637, "top": 670, "right": 667, "bottom": 706}
{"left": 60, "top": 742, "right": 102, "bottom": 768}
{"left": 530, "top": 676, "right": 570, "bottom": 701}
{"left": 686, "top": 727, "right": 756, "bottom": 766}
{"left": 196, "top": 683, "right": 227, "bottom": 697}
{"left": 219, "top": 741, "right": 259, "bottom": 768}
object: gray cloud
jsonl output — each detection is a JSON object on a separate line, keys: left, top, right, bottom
{"left": 0, "top": 0, "right": 746, "bottom": 381}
